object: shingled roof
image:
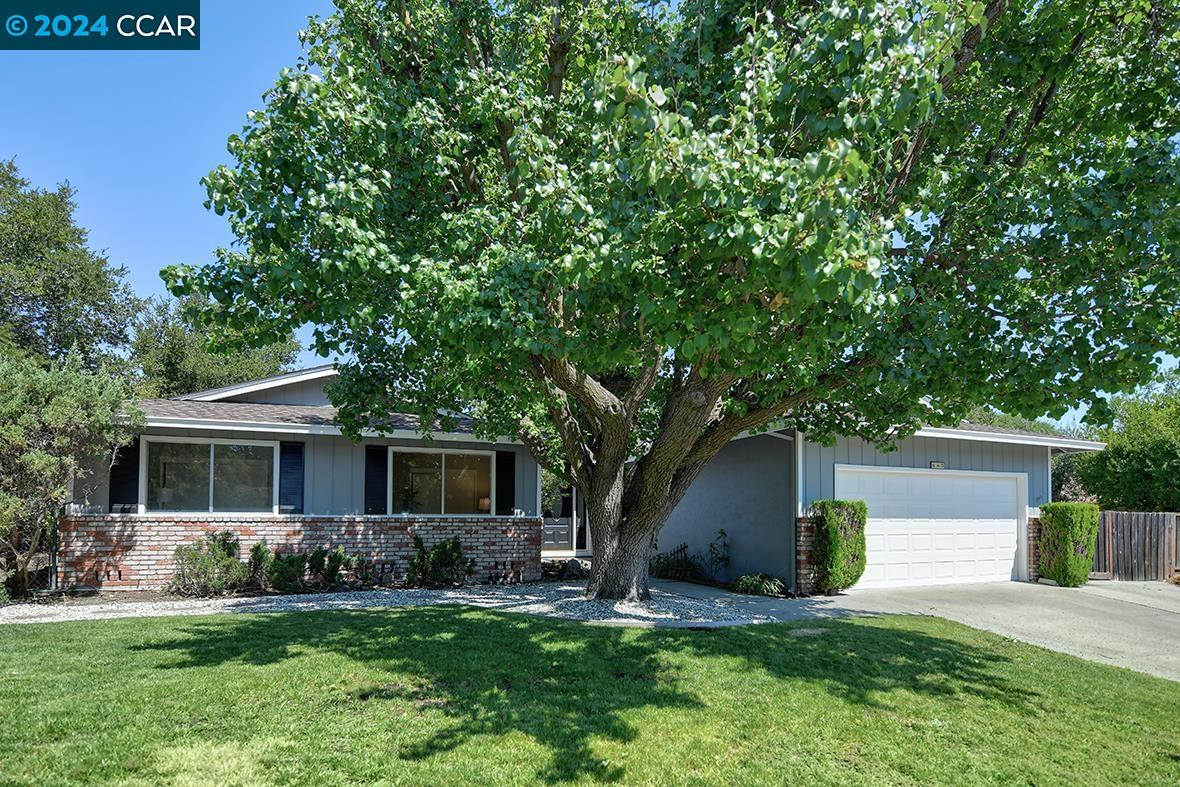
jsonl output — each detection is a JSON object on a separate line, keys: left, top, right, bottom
{"left": 954, "top": 421, "right": 1073, "bottom": 440}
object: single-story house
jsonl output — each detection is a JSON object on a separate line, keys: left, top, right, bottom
{"left": 60, "top": 365, "right": 1104, "bottom": 593}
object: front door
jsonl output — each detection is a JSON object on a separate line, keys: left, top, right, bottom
{"left": 540, "top": 468, "right": 589, "bottom": 554}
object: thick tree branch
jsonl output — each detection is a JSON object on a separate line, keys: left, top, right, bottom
{"left": 536, "top": 355, "right": 627, "bottom": 428}
{"left": 526, "top": 358, "right": 594, "bottom": 489}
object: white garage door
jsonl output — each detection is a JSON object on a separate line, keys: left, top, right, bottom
{"left": 834, "top": 466, "right": 1024, "bottom": 589}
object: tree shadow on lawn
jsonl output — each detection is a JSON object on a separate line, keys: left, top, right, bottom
{"left": 133, "top": 606, "right": 1038, "bottom": 783}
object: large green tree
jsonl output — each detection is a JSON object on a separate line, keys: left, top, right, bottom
{"left": 0, "top": 355, "right": 140, "bottom": 598}
{"left": 1076, "top": 372, "right": 1180, "bottom": 511}
{"left": 0, "top": 160, "right": 139, "bottom": 366}
{"left": 131, "top": 295, "right": 300, "bottom": 398}
{"left": 170, "top": 0, "right": 1180, "bottom": 599}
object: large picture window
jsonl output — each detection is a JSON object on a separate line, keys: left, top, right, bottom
{"left": 390, "top": 449, "right": 492, "bottom": 515}
{"left": 144, "top": 439, "right": 276, "bottom": 513}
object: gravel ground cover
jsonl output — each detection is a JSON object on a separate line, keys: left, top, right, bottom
{"left": 0, "top": 581, "right": 774, "bottom": 626}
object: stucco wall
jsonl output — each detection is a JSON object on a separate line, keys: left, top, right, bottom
{"left": 81, "top": 428, "right": 540, "bottom": 517}
{"left": 799, "top": 433, "right": 1051, "bottom": 510}
{"left": 657, "top": 434, "right": 795, "bottom": 582}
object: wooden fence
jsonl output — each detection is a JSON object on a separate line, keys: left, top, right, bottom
{"left": 1090, "top": 511, "right": 1178, "bottom": 581}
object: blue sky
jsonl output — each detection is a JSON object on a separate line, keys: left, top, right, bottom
{"left": 1, "top": 0, "right": 334, "bottom": 364}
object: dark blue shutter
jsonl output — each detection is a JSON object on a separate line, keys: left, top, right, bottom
{"left": 364, "top": 446, "right": 388, "bottom": 515}
{"left": 279, "top": 442, "right": 304, "bottom": 514}
{"left": 108, "top": 441, "right": 140, "bottom": 513}
{"left": 495, "top": 450, "right": 516, "bottom": 515}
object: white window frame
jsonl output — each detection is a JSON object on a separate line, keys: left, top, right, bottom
{"left": 138, "top": 435, "right": 281, "bottom": 515}
{"left": 386, "top": 446, "right": 496, "bottom": 517}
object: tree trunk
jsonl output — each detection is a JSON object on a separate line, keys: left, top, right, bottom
{"left": 9, "top": 562, "right": 29, "bottom": 599}
{"left": 586, "top": 524, "right": 656, "bottom": 601}
{"left": 582, "top": 473, "right": 667, "bottom": 601}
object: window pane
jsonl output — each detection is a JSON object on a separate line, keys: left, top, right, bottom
{"left": 212, "top": 444, "right": 274, "bottom": 512}
{"left": 392, "top": 452, "right": 442, "bottom": 514}
{"left": 444, "top": 454, "right": 492, "bottom": 514}
{"left": 147, "top": 443, "right": 210, "bottom": 512}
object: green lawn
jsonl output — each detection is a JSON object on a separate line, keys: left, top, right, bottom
{"left": 1, "top": 608, "right": 1178, "bottom": 785}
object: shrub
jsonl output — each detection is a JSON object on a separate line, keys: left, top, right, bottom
{"left": 0, "top": 584, "right": 9, "bottom": 605}
{"left": 306, "top": 545, "right": 353, "bottom": 587}
{"left": 649, "top": 544, "right": 699, "bottom": 580}
{"left": 731, "top": 572, "right": 785, "bottom": 596}
{"left": 701, "top": 529, "right": 730, "bottom": 581}
{"left": 405, "top": 536, "right": 474, "bottom": 587}
{"left": 170, "top": 531, "right": 248, "bottom": 596}
{"left": 1037, "top": 502, "right": 1100, "bottom": 587}
{"left": 307, "top": 546, "right": 328, "bottom": 580}
{"left": 321, "top": 547, "right": 353, "bottom": 586}
{"left": 246, "top": 540, "right": 272, "bottom": 592}
{"left": 811, "top": 499, "right": 868, "bottom": 593}
{"left": 267, "top": 552, "right": 309, "bottom": 594}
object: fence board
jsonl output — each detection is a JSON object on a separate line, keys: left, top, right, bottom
{"left": 1092, "top": 512, "right": 1178, "bottom": 581}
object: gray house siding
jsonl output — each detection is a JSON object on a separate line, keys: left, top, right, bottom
{"left": 223, "top": 378, "right": 332, "bottom": 405}
{"left": 799, "top": 434, "right": 1050, "bottom": 510}
{"left": 83, "top": 428, "right": 539, "bottom": 517}
{"left": 658, "top": 434, "right": 795, "bottom": 582}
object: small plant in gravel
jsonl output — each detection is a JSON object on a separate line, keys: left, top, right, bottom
{"left": 731, "top": 573, "right": 786, "bottom": 596}
{"left": 170, "top": 531, "right": 248, "bottom": 597}
{"left": 405, "top": 536, "right": 474, "bottom": 587}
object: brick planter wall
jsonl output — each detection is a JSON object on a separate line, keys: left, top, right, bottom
{"left": 58, "top": 514, "right": 543, "bottom": 591}
{"left": 1027, "top": 516, "right": 1040, "bottom": 583}
{"left": 795, "top": 516, "right": 819, "bottom": 595}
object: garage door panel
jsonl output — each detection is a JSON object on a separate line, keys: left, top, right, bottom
{"left": 834, "top": 467, "right": 1023, "bottom": 589}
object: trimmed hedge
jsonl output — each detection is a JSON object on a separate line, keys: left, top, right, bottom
{"left": 1037, "top": 502, "right": 1100, "bottom": 587}
{"left": 811, "top": 499, "right": 868, "bottom": 593}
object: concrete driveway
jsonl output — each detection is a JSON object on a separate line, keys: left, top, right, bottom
{"left": 662, "top": 580, "right": 1180, "bottom": 681}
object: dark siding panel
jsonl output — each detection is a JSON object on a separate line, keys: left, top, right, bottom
{"left": 495, "top": 451, "right": 516, "bottom": 515}
{"left": 279, "top": 442, "right": 305, "bottom": 514}
{"left": 364, "top": 446, "right": 388, "bottom": 515}
{"left": 108, "top": 441, "right": 140, "bottom": 513}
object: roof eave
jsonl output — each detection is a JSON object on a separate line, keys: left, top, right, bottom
{"left": 142, "top": 415, "right": 520, "bottom": 445}
{"left": 914, "top": 426, "right": 1105, "bottom": 451}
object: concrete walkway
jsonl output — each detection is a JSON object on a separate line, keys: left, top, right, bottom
{"left": 657, "top": 579, "right": 1180, "bottom": 682}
